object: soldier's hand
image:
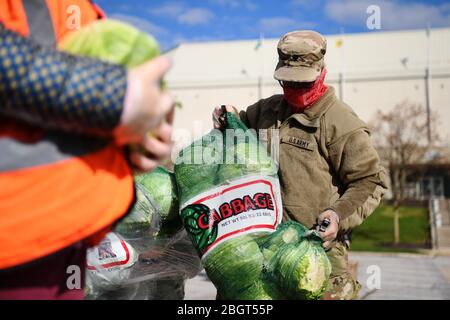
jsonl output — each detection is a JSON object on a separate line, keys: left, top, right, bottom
{"left": 212, "top": 105, "right": 238, "bottom": 129}
{"left": 317, "top": 210, "right": 340, "bottom": 249}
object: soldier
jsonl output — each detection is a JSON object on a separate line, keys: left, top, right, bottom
{"left": 213, "top": 30, "right": 388, "bottom": 300}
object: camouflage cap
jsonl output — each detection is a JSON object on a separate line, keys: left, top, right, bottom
{"left": 274, "top": 30, "right": 327, "bottom": 82}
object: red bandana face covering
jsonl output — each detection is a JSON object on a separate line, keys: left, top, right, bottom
{"left": 282, "top": 68, "right": 328, "bottom": 112}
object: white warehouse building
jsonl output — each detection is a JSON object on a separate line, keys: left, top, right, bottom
{"left": 166, "top": 27, "right": 450, "bottom": 146}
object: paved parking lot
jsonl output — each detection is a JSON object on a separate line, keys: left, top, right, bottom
{"left": 353, "top": 252, "right": 450, "bottom": 300}
{"left": 184, "top": 252, "right": 450, "bottom": 300}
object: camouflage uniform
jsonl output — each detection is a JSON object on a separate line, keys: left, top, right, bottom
{"left": 323, "top": 242, "right": 362, "bottom": 300}
{"left": 237, "top": 31, "right": 388, "bottom": 300}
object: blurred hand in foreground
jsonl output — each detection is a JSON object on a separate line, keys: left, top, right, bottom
{"left": 114, "top": 55, "right": 174, "bottom": 172}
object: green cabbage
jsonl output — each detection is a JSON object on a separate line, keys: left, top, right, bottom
{"left": 203, "top": 235, "right": 264, "bottom": 300}
{"left": 265, "top": 223, "right": 332, "bottom": 300}
{"left": 234, "top": 142, "right": 277, "bottom": 176}
{"left": 175, "top": 144, "right": 219, "bottom": 205}
{"left": 258, "top": 223, "right": 301, "bottom": 262}
{"left": 114, "top": 185, "right": 156, "bottom": 238}
{"left": 115, "top": 167, "right": 181, "bottom": 239}
{"left": 59, "top": 19, "right": 160, "bottom": 69}
{"left": 236, "top": 278, "right": 285, "bottom": 300}
{"left": 135, "top": 167, "right": 179, "bottom": 223}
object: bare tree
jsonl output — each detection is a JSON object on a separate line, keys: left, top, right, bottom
{"left": 370, "top": 100, "right": 440, "bottom": 244}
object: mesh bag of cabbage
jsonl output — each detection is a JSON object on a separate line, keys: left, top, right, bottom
{"left": 259, "top": 221, "right": 332, "bottom": 300}
{"left": 85, "top": 167, "right": 202, "bottom": 300}
{"left": 175, "top": 112, "right": 284, "bottom": 299}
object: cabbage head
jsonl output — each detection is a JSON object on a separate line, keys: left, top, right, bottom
{"left": 203, "top": 235, "right": 264, "bottom": 300}
{"left": 270, "top": 235, "right": 331, "bottom": 300}
{"left": 114, "top": 185, "right": 156, "bottom": 238}
{"left": 59, "top": 19, "right": 160, "bottom": 69}
{"left": 135, "top": 167, "right": 179, "bottom": 222}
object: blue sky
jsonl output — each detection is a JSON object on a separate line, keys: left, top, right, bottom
{"left": 96, "top": 0, "right": 450, "bottom": 51}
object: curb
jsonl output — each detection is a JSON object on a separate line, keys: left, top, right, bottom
{"left": 349, "top": 250, "right": 450, "bottom": 258}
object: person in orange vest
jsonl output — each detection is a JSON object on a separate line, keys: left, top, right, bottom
{"left": 0, "top": 0, "right": 173, "bottom": 299}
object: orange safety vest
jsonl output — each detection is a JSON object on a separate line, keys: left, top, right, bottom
{"left": 0, "top": 0, "right": 134, "bottom": 269}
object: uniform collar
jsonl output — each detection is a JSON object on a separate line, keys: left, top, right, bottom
{"left": 278, "top": 86, "right": 337, "bottom": 128}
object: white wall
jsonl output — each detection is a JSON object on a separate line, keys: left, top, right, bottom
{"left": 167, "top": 28, "right": 450, "bottom": 146}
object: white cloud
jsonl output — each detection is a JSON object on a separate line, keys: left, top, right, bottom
{"left": 325, "top": 0, "right": 450, "bottom": 30}
{"left": 211, "top": 0, "right": 240, "bottom": 8}
{"left": 259, "top": 17, "right": 317, "bottom": 35}
{"left": 149, "top": 3, "right": 215, "bottom": 26}
{"left": 441, "top": 3, "right": 450, "bottom": 13}
{"left": 149, "top": 2, "right": 184, "bottom": 18}
{"left": 260, "top": 17, "right": 297, "bottom": 31}
{"left": 245, "top": 1, "right": 258, "bottom": 11}
{"left": 290, "top": 0, "right": 322, "bottom": 8}
{"left": 209, "top": 0, "right": 258, "bottom": 10}
{"left": 109, "top": 13, "right": 169, "bottom": 37}
{"left": 178, "top": 8, "right": 215, "bottom": 26}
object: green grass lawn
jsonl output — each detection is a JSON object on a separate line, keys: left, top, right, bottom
{"left": 351, "top": 204, "right": 431, "bottom": 253}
